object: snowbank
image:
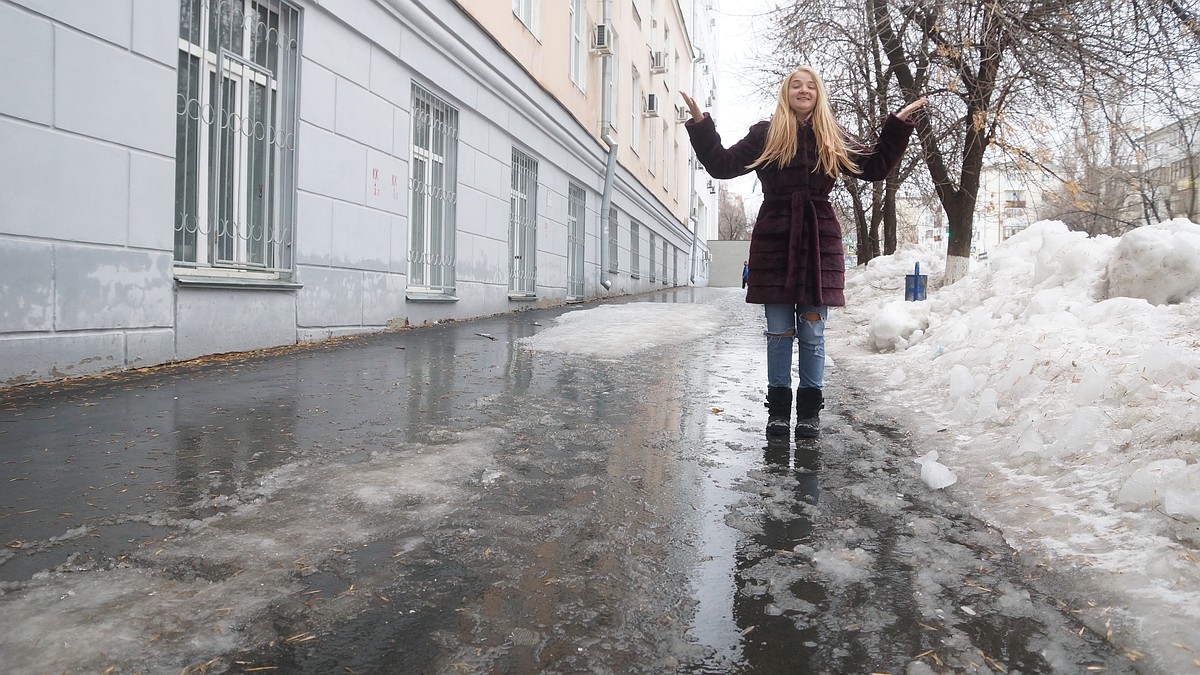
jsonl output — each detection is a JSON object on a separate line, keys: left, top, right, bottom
{"left": 832, "top": 218, "right": 1200, "bottom": 671}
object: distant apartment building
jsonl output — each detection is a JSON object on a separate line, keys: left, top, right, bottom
{"left": 0, "top": 0, "right": 719, "bottom": 386}
{"left": 1135, "top": 114, "right": 1200, "bottom": 222}
{"left": 971, "top": 162, "right": 1064, "bottom": 256}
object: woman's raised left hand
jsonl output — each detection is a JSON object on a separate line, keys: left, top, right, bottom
{"left": 896, "top": 97, "right": 928, "bottom": 121}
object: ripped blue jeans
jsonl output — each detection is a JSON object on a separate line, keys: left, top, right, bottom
{"left": 763, "top": 304, "right": 827, "bottom": 390}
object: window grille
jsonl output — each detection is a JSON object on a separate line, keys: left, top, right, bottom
{"left": 661, "top": 244, "right": 668, "bottom": 284}
{"left": 606, "top": 206, "right": 619, "bottom": 274}
{"left": 174, "top": 0, "right": 301, "bottom": 274}
{"left": 409, "top": 84, "right": 460, "bottom": 296}
{"left": 567, "top": 183, "right": 586, "bottom": 300}
{"left": 629, "top": 219, "right": 641, "bottom": 277}
{"left": 509, "top": 148, "right": 539, "bottom": 297}
{"left": 648, "top": 232, "right": 657, "bottom": 282}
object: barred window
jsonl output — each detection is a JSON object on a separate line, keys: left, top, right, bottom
{"left": 629, "top": 219, "right": 641, "bottom": 278}
{"left": 509, "top": 148, "right": 539, "bottom": 298}
{"left": 648, "top": 232, "right": 657, "bottom": 283}
{"left": 567, "top": 183, "right": 586, "bottom": 300}
{"left": 606, "top": 206, "right": 619, "bottom": 274}
{"left": 174, "top": 0, "right": 301, "bottom": 275}
{"left": 409, "top": 84, "right": 460, "bottom": 296}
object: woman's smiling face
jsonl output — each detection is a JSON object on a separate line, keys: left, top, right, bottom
{"left": 788, "top": 71, "right": 818, "bottom": 118}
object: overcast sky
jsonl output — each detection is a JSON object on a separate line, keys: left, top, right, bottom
{"left": 712, "top": 1, "right": 776, "bottom": 134}
{"left": 710, "top": 0, "right": 784, "bottom": 199}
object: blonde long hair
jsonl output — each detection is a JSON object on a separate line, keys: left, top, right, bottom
{"left": 748, "top": 66, "right": 859, "bottom": 177}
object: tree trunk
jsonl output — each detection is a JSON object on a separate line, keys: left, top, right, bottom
{"left": 883, "top": 177, "right": 899, "bottom": 255}
{"left": 848, "top": 183, "right": 872, "bottom": 267}
{"left": 869, "top": 0, "right": 990, "bottom": 283}
{"left": 868, "top": 183, "right": 884, "bottom": 259}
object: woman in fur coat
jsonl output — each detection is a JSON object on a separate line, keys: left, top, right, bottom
{"left": 682, "top": 67, "right": 926, "bottom": 438}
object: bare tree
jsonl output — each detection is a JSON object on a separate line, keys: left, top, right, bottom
{"left": 717, "top": 186, "right": 751, "bottom": 240}
{"left": 1033, "top": 96, "right": 1141, "bottom": 236}
{"left": 756, "top": 0, "right": 1199, "bottom": 283}
{"left": 767, "top": 1, "right": 931, "bottom": 266}
{"left": 1028, "top": 50, "right": 1200, "bottom": 234}
{"left": 878, "top": 0, "right": 1200, "bottom": 280}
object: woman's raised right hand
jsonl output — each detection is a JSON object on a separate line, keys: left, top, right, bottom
{"left": 680, "top": 92, "right": 704, "bottom": 122}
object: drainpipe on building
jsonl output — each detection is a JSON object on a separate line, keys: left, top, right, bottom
{"left": 687, "top": 1, "right": 703, "bottom": 285}
{"left": 598, "top": 0, "right": 616, "bottom": 290}
{"left": 689, "top": 182, "right": 699, "bottom": 283}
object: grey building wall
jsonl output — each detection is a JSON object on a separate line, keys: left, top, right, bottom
{"left": 0, "top": 0, "right": 708, "bottom": 386}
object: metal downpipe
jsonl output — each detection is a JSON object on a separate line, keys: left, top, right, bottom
{"left": 598, "top": 0, "right": 616, "bottom": 291}
{"left": 599, "top": 135, "right": 617, "bottom": 290}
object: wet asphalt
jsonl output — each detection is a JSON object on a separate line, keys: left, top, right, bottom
{"left": 0, "top": 287, "right": 1137, "bottom": 674}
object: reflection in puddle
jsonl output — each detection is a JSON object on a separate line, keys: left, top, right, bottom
{"left": 733, "top": 438, "right": 825, "bottom": 671}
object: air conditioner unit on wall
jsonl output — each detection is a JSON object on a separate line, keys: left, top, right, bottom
{"left": 675, "top": 105, "right": 689, "bottom": 123}
{"left": 650, "top": 50, "right": 668, "bottom": 73}
{"left": 644, "top": 93, "right": 660, "bottom": 117}
{"left": 593, "top": 24, "right": 612, "bottom": 54}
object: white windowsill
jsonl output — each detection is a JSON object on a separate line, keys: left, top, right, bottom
{"left": 175, "top": 268, "right": 302, "bottom": 290}
{"left": 406, "top": 291, "right": 460, "bottom": 302}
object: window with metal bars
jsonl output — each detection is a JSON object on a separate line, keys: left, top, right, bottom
{"left": 629, "top": 219, "right": 641, "bottom": 278}
{"left": 409, "top": 84, "right": 460, "bottom": 296}
{"left": 606, "top": 206, "right": 619, "bottom": 274}
{"left": 567, "top": 183, "right": 586, "bottom": 300}
{"left": 174, "top": 0, "right": 301, "bottom": 275}
{"left": 648, "top": 232, "right": 657, "bottom": 282}
{"left": 509, "top": 148, "right": 539, "bottom": 297}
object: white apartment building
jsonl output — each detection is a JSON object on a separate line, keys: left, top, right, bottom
{"left": 972, "top": 162, "right": 1064, "bottom": 256}
{"left": 1136, "top": 114, "right": 1200, "bottom": 222}
{"left": 0, "top": 0, "right": 717, "bottom": 386}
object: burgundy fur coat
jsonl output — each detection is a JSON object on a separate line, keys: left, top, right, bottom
{"left": 686, "top": 113, "right": 915, "bottom": 306}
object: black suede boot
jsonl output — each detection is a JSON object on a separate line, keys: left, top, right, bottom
{"left": 765, "top": 387, "right": 792, "bottom": 437}
{"left": 795, "top": 387, "right": 823, "bottom": 438}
